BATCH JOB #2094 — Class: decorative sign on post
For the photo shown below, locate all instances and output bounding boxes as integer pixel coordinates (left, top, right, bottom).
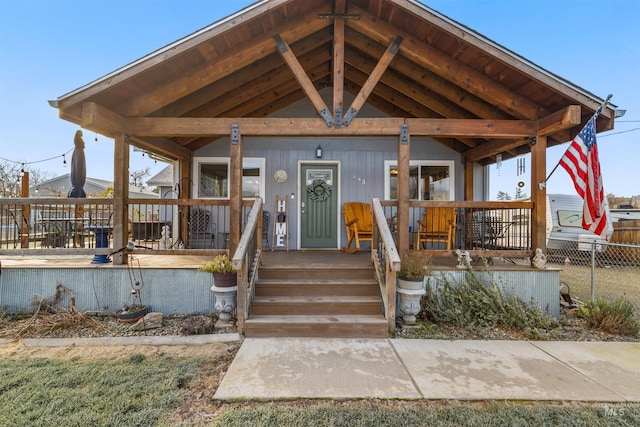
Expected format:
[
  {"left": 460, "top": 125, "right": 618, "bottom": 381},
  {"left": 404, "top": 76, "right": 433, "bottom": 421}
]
[{"left": 273, "top": 195, "right": 289, "bottom": 251}]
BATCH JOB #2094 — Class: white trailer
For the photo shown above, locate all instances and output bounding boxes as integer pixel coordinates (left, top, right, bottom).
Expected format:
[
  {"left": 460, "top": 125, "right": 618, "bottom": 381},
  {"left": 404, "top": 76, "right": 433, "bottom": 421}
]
[{"left": 545, "top": 193, "right": 613, "bottom": 252}]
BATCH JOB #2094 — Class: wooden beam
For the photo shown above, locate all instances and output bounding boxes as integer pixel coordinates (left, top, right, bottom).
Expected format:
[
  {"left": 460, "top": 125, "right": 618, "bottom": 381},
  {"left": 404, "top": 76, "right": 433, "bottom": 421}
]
[
  {"left": 531, "top": 135, "right": 547, "bottom": 253},
  {"left": 54, "top": 0, "right": 293, "bottom": 111},
  {"left": 333, "top": 18, "right": 345, "bottom": 125},
  {"left": 125, "top": 134, "right": 191, "bottom": 161},
  {"left": 123, "top": 6, "right": 331, "bottom": 117},
  {"left": 464, "top": 160, "right": 474, "bottom": 201},
  {"left": 125, "top": 117, "right": 535, "bottom": 138},
  {"left": 346, "top": 28, "right": 512, "bottom": 120},
  {"left": 125, "top": 117, "right": 405, "bottom": 136},
  {"left": 274, "top": 34, "right": 334, "bottom": 126},
  {"left": 81, "top": 102, "right": 124, "bottom": 137},
  {"left": 463, "top": 138, "right": 531, "bottom": 163},
  {"left": 179, "top": 158, "right": 190, "bottom": 250},
  {"left": 343, "top": 36, "right": 403, "bottom": 125},
  {"left": 406, "top": 118, "right": 535, "bottom": 138},
  {"left": 536, "top": 105, "right": 581, "bottom": 136},
  {"left": 112, "top": 134, "right": 129, "bottom": 265},
  {"left": 229, "top": 124, "right": 243, "bottom": 256},
  {"left": 396, "top": 124, "right": 410, "bottom": 256},
  {"left": 348, "top": 5, "right": 546, "bottom": 120}
]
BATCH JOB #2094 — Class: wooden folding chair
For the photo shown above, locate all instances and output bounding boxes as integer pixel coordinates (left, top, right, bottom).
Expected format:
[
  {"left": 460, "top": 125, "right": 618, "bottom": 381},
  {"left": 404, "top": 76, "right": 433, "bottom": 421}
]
[
  {"left": 342, "top": 202, "right": 373, "bottom": 254},
  {"left": 414, "top": 207, "right": 457, "bottom": 250}
]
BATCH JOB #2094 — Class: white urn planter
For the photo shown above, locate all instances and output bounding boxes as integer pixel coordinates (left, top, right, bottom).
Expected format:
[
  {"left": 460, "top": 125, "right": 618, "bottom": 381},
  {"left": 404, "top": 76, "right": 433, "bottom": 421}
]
[
  {"left": 211, "top": 285, "right": 237, "bottom": 327},
  {"left": 397, "top": 277, "right": 426, "bottom": 324}
]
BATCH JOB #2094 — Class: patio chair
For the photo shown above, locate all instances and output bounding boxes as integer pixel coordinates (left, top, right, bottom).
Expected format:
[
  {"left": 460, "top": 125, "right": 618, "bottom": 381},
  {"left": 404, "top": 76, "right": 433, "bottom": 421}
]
[
  {"left": 188, "top": 208, "right": 216, "bottom": 249},
  {"left": 414, "top": 207, "right": 457, "bottom": 250},
  {"left": 342, "top": 202, "right": 373, "bottom": 254},
  {"left": 470, "top": 213, "right": 516, "bottom": 265},
  {"left": 8, "top": 210, "right": 49, "bottom": 248}
]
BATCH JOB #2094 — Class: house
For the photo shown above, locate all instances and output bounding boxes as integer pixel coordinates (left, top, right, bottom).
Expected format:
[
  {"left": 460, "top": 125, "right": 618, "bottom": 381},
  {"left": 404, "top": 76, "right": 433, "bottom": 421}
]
[
  {"left": 146, "top": 165, "right": 176, "bottom": 199},
  {"left": 46, "top": 0, "right": 618, "bottom": 261},
  {"left": 30, "top": 174, "right": 159, "bottom": 199},
  {"left": 10, "top": 0, "right": 618, "bottom": 334}
]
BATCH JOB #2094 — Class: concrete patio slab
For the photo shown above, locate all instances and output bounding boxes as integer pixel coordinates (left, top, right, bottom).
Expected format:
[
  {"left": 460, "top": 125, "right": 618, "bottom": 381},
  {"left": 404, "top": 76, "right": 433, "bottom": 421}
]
[
  {"left": 214, "top": 338, "right": 421, "bottom": 400},
  {"left": 391, "top": 340, "right": 625, "bottom": 401},
  {"left": 532, "top": 341, "right": 640, "bottom": 402}
]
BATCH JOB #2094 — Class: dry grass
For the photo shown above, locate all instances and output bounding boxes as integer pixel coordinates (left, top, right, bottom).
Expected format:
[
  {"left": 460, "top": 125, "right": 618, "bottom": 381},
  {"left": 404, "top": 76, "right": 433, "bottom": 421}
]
[{"left": 8, "top": 283, "right": 104, "bottom": 338}]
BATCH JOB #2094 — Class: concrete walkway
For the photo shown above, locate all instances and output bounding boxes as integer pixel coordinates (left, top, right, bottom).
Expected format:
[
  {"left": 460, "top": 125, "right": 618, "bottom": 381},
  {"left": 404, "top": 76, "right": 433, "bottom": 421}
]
[
  {"left": 214, "top": 338, "right": 640, "bottom": 402},
  {"left": 3, "top": 335, "right": 638, "bottom": 402}
]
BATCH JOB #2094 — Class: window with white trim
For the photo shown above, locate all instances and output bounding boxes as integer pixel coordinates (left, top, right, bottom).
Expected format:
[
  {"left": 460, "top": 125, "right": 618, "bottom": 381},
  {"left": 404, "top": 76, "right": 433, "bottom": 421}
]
[
  {"left": 194, "top": 157, "right": 265, "bottom": 199},
  {"left": 384, "top": 160, "right": 455, "bottom": 200}
]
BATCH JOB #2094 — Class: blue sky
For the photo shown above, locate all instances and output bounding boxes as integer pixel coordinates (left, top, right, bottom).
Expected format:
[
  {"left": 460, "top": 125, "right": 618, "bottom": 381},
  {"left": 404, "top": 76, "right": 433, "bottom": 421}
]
[{"left": 1, "top": 0, "right": 638, "bottom": 198}]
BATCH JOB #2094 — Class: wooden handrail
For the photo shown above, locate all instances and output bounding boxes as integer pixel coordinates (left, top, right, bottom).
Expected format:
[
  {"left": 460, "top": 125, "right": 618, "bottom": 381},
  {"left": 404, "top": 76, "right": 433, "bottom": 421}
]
[
  {"left": 372, "top": 198, "right": 401, "bottom": 335},
  {"left": 232, "top": 198, "right": 263, "bottom": 334}
]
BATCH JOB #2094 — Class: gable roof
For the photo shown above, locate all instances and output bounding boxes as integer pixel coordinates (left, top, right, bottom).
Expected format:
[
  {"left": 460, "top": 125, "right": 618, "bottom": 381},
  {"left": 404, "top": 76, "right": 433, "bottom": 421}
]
[
  {"left": 50, "top": 0, "right": 617, "bottom": 165},
  {"left": 31, "top": 174, "right": 159, "bottom": 198}
]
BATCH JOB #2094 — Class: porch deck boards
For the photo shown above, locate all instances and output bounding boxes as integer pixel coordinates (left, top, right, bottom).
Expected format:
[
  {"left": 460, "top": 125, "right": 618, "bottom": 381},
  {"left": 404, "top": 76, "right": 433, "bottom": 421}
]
[{"left": 1, "top": 250, "right": 533, "bottom": 271}]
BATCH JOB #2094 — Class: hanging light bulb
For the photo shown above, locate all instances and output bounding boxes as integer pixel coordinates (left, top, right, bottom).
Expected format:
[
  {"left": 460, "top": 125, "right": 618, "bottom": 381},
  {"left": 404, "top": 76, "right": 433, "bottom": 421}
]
[
  {"left": 63, "top": 154, "right": 67, "bottom": 166},
  {"left": 20, "top": 163, "right": 25, "bottom": 174},
  {"left": 95, "top": 133, "right": 98, "bottom": 142}
]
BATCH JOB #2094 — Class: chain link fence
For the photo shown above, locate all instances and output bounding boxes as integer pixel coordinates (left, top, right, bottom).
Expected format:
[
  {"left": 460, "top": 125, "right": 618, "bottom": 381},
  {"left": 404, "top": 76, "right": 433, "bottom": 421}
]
[{"left": 547, "top": 237, "right": 640, "bottom": 314}]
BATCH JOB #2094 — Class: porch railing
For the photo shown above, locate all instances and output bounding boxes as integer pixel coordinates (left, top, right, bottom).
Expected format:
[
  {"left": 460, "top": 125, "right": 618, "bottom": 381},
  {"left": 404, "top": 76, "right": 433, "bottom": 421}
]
[
  {"left": 380, "top": 200, "right": 533, "bottom": 258},
  {"left": 1, "top": 197, "right": 254, "bottom": 255},
  {"left": 232, "top": 198, "right": 263, "bottom": 334},
  {"left": 371, "top": 198, "right": 401, "bottom": 334}
]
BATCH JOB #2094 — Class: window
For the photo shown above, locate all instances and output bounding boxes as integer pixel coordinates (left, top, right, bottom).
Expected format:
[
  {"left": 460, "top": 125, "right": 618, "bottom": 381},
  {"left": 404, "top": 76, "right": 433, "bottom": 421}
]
[
  {"left": 384, "top": 160, "right": 454, "bottom": 200},
  {"left": 194, "top": 157, "right": 265, "bottom": 199}
]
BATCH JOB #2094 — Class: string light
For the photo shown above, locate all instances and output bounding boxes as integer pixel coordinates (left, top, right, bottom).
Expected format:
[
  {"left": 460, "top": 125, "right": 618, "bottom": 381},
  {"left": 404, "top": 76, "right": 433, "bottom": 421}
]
[
  {"left": 0, "top": 147, "right": 74, "bottom": 167},
  {"left": 63, "top": 154, "right": 67, "bottom": 167}
]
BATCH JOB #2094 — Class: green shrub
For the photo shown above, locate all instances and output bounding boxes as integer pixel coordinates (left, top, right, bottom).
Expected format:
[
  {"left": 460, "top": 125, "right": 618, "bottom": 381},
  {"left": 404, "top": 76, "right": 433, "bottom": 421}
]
[
  {"left": 580, "top": 297, "right": 640, "bottom": 336},
  {"left": 422, "top": 269, "right": 558, "bottom": 333}
]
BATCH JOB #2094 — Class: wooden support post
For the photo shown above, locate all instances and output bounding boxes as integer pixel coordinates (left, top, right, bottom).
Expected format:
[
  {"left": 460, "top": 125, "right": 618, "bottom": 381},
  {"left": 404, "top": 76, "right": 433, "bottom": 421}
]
[
  {"left": 229, "top": 124, "right": 243, "bottom": 256},
  {"left": 531, "top": 135, "right": 547, "bottom": 253},
  {"left": 180, "top": 158, "right": 191, "bottom": 248},
  {"left": 397, "top": 124, "right": 410, "bottom": 256},
  {"left": 20, "top": 172, "right": 29, "bottom": 248},
  {"left": 464, "top": 160, "right": 474, "bottom": 201},
  {"left": 333, "top": 17, "right": 345, "bottom": 126},
  {"left": 113, "top": 134, "right": 129, "bottom": 264}
]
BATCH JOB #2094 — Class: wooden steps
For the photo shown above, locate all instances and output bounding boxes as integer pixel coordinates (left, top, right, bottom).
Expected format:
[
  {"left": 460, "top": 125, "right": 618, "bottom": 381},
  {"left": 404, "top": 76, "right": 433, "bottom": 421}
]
[{"left": 244, "top": 263, "right": 388, "bottom": 338}]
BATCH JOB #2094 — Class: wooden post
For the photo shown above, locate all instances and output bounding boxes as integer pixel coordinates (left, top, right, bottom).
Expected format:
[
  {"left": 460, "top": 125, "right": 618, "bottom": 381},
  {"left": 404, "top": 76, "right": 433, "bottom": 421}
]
[
  {"left": 180, "top": 158, "right": 191, "bottom": 248},
  {"left": 20, "top": 172, "right": 29, "bottom": 248},
  {"left": 463, "top": 160, "right": 474, "bottom": 201},
  {"left": 531, "top": 135, "right": 547, "bottom": 253},
  {"left": 397, "top": 124, "right": 410, "bottom": 256},
  {"left": 229, "top": 124, "right": 243, "bottom": 255},
  {"left": 113, "top": 134, "right": 129, "bottom": 264}
]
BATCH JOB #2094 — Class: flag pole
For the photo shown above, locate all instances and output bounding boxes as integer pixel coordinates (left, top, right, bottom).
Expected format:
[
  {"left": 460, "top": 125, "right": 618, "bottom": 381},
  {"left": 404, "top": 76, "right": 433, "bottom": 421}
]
[{"left": 542, "top": 94, "right": 613, "bottom": 186}]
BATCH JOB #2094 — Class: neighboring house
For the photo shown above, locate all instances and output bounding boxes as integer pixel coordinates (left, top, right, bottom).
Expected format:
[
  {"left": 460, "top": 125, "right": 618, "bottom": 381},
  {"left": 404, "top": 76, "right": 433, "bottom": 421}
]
[
  {"left": 147, "top": 165, "right": 176, "bottom": 199},
  {"left": 30, "top": 174, "right": 159, "bottom": 199},
  {"left": 48, "top": 0, "right": 620, "bottom": 258}
]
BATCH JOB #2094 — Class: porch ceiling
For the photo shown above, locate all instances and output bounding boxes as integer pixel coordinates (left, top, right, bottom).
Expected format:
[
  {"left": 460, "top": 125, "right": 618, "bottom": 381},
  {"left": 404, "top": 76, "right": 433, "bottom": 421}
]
[{"left": 50, "top": 0, "right": 616, "bottom": 165}]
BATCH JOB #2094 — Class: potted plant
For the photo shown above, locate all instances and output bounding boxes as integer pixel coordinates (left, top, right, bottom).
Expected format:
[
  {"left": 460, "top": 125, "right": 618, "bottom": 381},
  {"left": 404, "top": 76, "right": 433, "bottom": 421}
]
[
  {"left": 398, "top": 251, "right": 432, "bottom": 290},
  {"left": 200, "top": 254, "right": 237, "bottom": 287}
]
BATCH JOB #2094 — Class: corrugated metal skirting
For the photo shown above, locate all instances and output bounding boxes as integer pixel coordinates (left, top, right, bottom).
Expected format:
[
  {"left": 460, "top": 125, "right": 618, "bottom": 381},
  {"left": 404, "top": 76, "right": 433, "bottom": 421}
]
[
  {"left": 1, "top": 268, "right": 215, "bottom": 314},
  {"left": 429, "top": 269, "right": 561, "bottom": 318}
]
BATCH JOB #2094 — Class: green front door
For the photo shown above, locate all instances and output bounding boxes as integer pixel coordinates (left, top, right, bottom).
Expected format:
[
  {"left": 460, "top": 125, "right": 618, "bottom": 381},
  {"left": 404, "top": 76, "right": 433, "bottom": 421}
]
[{"left": 300, "top": 164, "right": 338, "bottom": 249}]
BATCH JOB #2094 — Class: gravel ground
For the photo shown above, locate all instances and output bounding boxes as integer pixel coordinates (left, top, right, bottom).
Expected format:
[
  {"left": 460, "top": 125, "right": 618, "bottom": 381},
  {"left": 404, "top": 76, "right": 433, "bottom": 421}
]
[
  {"left": 396, "top": 306, "right": 640, "bottom": 342},
  {"left": 1, "top": 306, "right": 637, "bottom": 342},
  {"left": 0, "top": 312, "right": 236, "bottom": 339}
]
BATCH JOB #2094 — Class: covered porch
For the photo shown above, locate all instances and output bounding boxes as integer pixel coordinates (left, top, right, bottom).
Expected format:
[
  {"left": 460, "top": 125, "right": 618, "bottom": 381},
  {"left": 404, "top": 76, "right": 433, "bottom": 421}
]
[{"left": 2, "top": 0, "right": 618, "bottom": 335}]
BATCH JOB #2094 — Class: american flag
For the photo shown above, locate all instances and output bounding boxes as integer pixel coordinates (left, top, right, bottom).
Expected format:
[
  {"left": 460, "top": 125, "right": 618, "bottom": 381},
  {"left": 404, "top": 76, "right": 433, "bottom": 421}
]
[{"left": 559, "top": 109, "right": 608, "bottom": 237}]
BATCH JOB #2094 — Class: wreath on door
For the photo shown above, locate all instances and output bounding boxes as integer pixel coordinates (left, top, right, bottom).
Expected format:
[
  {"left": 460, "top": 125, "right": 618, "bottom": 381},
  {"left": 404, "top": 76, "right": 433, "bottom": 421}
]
[{"left": 307, "top": 179, "right": 331, "bottom": 203}]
